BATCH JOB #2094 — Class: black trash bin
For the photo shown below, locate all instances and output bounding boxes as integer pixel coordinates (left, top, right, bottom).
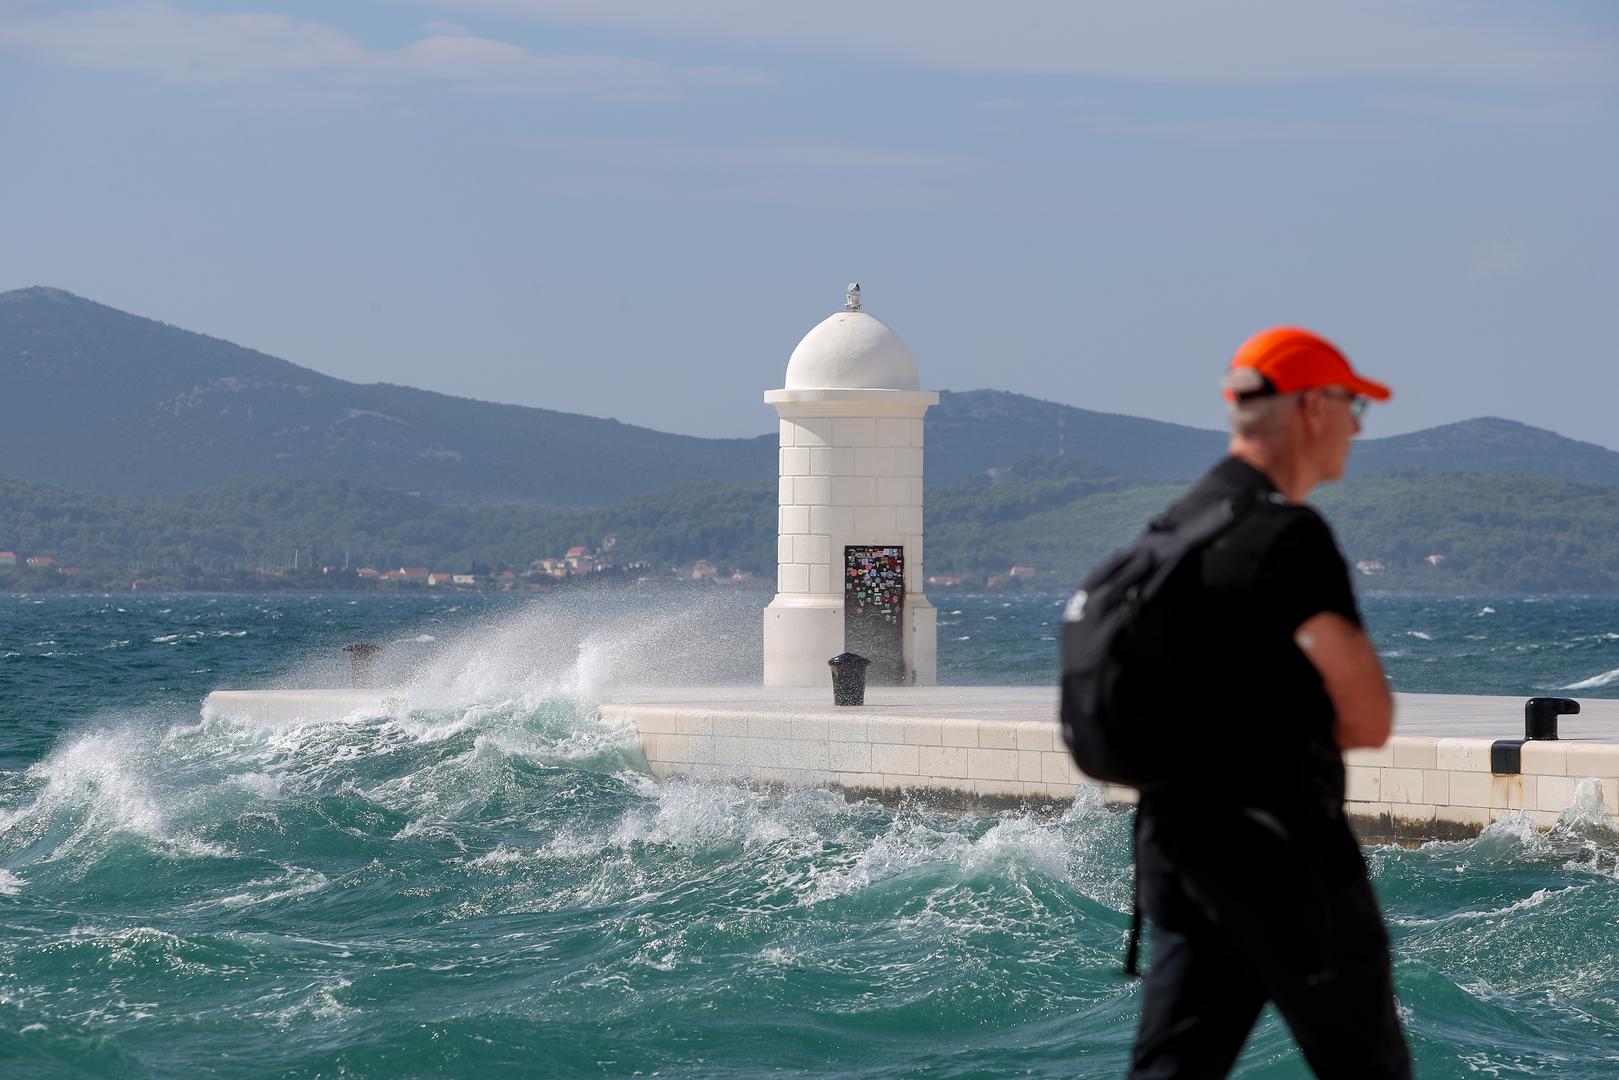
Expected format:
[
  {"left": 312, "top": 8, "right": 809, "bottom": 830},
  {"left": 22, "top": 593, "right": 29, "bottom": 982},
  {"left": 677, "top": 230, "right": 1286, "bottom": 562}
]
[
  {"left": 828, "top": 652, "right": 870, "bottom": 706},
  {"left": 343, "top": 642, "right": 382, "bottom": 688}
]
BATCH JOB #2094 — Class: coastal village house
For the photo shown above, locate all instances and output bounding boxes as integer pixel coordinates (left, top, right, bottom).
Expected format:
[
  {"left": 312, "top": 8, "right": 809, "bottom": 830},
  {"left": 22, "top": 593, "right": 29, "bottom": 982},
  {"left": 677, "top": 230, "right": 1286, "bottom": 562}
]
[{"left": 6, "top": 519, "right": 734, "bottom": 595}]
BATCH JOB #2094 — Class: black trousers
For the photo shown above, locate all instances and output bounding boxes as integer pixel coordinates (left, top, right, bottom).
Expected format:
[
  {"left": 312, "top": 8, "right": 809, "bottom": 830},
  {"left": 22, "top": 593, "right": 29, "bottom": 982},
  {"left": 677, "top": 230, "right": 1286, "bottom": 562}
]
[{"left": 1127, "top": 803, "right": 1411, "bottom": 1079}]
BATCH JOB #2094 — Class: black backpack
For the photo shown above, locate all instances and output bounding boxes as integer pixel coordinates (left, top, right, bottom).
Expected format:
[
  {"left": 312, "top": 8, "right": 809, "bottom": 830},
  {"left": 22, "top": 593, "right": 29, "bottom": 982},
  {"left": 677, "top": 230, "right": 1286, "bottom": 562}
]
[{"left": 1060, "top": 489, "right": 1271, "bottom": 791}]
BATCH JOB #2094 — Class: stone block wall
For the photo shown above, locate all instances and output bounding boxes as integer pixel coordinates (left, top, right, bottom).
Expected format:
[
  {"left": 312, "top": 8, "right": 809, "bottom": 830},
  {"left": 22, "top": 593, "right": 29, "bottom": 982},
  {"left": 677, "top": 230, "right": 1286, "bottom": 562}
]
[
  {"left": 608, "top": 706, "right": 1617, "bottom": 838},
  {"left": 777, "top": 416, "right": 925, "bottom": 597},
  {"left": 1344, "top": 735, "right": 1619, "bottom": 839},
  {"left": 600, "top": 703, "right": 1135, "bottom": 805}
]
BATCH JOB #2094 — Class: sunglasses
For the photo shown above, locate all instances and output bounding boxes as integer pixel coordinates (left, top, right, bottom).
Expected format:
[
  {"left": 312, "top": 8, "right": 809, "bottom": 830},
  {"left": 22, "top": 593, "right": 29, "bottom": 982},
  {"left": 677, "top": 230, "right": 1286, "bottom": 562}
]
[{"left": 1314, "top": 387, "right": 1368, "bottom": 421}]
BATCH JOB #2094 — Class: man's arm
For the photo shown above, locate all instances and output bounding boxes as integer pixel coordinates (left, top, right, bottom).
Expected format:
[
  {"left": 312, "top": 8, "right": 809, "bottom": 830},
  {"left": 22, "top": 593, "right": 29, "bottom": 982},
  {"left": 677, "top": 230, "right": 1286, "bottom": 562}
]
[{"left": 1295, "top": 611, "right": 1393, "bottom": 750}]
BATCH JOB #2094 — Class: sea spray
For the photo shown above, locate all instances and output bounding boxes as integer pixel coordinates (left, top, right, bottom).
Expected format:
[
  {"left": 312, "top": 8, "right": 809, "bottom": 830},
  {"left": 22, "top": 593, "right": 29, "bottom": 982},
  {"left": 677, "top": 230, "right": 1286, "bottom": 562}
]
[{"left": 5, "top": 593, "right": 1619, "bottom": 1077}]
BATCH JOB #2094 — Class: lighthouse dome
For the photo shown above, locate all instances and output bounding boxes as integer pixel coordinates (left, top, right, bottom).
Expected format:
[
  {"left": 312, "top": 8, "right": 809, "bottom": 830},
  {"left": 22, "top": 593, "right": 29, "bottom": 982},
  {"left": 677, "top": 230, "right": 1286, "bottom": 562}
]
[{"left": 784, "top": 310, "right": 919, "bottom": 391}]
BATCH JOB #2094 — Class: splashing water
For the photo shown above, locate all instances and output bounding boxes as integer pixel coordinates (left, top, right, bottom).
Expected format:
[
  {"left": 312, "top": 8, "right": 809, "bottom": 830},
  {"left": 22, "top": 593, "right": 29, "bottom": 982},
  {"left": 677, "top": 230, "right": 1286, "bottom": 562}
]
[{"left": 3, "top": 592, "right": 1619, "bottom": 1076}]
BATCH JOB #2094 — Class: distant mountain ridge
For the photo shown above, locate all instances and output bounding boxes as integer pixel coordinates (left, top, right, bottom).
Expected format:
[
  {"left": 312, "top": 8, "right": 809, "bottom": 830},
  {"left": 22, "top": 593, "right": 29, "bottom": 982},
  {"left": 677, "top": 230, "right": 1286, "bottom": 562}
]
[
  {"left": 0, "top": 287, "right": 772, "bottom": 504},
  {"left": 5, "top": 286, "right": 1619, "bottom": 502},
  {"left": 1349, "top": 416, "right": 1619, "bottom": 485}
]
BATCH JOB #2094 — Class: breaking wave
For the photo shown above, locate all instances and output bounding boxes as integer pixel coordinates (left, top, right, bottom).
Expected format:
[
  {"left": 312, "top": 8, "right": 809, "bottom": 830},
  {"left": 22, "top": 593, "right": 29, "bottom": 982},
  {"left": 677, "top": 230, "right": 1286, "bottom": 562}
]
[
  {"left": 1564, "top": 665, "right": 1619, "bottom": 691},
  {"left": 5, "top": 592, "right": 1619, "bottom": 1076}
]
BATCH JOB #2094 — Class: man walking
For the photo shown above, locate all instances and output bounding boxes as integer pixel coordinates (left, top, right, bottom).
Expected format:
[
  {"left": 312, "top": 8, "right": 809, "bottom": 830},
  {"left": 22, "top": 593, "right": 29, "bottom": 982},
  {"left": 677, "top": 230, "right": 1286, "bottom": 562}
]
[{"left": 1126, "top": 327, "right": 1411, "bottom": 1078}]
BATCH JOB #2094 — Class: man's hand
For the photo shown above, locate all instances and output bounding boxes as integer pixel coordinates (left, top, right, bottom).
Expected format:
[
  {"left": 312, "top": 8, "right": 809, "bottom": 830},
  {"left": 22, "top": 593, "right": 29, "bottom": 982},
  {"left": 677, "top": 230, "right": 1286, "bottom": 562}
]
[{"left": 1295, "top": 611, "right": 1393, "bottom": 750}]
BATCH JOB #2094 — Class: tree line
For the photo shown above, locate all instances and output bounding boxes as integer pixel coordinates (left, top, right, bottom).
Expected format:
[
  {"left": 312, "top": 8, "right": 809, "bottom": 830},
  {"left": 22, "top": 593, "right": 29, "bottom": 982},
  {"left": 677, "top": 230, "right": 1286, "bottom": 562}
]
[{"left": 2, "top": 464, "right": 1616, "bottom": 593}]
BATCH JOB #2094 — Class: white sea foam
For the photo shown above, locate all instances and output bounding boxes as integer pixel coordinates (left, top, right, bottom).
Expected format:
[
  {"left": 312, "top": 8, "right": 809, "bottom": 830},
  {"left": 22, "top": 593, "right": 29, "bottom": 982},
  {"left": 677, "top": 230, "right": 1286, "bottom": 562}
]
[
  {"left": 0, "top": 868, "right": 25, "bottom": 895},
  {"left": 1407, "top": 630, "right": 1434, "bottom": 641},
  {"left": 467, "top": 844, "right": 529, "bottom": 868},
  {"left": 187, "top": 867, "right": 330, "bottom": 912},
  {"left": 3, "top": 728, "right": 230, "bottom": 861},
  {"left": 1563, "top": 666, "right": 1619, "bottom": 690},
  {"left": 798, "top": 810, "right": 1085, "bottom": 906},
  {"left": 1390, "top": 884, "right": 1584, "bottom": 927},
  {"left": 231, "top": 771, "right": 285, "bottom": 799},
  {"left": 270, "top": 978, "right": 356, "bottom": 1027}
]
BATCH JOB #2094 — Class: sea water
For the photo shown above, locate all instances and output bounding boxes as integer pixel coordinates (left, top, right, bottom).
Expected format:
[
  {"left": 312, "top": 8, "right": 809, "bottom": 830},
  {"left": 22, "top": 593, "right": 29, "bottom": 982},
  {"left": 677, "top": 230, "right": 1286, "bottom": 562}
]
[{"left": 2, "top": 591, "right": 1619, "bottom": 1078}]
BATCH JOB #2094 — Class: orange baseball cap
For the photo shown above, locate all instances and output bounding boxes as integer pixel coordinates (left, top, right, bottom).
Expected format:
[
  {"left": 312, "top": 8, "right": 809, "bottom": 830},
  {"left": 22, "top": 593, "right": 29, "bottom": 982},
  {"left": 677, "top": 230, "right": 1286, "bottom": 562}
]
[{"left": 1224, "top": 326, "right": 1391, "bottom": 402}]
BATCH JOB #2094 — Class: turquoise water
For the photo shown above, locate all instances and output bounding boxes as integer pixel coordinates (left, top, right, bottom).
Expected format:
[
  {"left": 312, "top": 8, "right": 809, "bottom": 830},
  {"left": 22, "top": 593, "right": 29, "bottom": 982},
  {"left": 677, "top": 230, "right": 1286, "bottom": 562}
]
[{"left": 3, "top": 591, "right": 1619, "bottom": 1077}]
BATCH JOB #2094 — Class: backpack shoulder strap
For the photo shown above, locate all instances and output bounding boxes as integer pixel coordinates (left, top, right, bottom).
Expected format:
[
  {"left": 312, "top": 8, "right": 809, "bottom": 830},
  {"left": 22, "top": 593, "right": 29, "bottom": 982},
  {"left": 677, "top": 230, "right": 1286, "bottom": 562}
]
[{"left": 1141, "top": 486, "right": 1269, "bottom": 565}]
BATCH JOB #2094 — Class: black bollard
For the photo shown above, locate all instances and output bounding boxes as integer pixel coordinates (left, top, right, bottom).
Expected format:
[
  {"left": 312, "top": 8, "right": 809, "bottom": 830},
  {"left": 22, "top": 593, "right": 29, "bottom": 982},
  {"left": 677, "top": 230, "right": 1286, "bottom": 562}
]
[
  {"left": 828, "top": 652, "right": 871, "bottom": 706},
  {"left": 343, "top": 642, "right": 382, "bottom": 688},
  {"left": 1524, "top": 696, "right": 1580, "bottom": 741}
]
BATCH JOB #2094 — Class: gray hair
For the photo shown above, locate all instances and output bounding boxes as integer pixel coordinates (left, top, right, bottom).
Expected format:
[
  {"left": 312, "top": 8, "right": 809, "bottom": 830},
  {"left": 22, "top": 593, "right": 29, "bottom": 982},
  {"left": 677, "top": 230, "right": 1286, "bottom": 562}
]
[{"left": 1226, "top": 392, "right": 1297, "bottom": 438}]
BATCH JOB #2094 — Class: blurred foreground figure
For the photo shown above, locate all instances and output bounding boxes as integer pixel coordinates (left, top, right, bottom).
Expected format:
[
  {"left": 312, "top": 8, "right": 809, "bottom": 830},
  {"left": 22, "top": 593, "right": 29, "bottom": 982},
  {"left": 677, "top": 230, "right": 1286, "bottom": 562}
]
[{"left": 1127, "top": 329, "right": 1411, "bottom": 1078}]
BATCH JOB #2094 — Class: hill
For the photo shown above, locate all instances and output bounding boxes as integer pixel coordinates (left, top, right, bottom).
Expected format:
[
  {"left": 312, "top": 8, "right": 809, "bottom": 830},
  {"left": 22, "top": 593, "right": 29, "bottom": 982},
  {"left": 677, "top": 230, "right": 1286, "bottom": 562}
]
[
  {"left": 0, "top": 287, "right": 773, "bottom": 504},
  {"left": 1348, "top": 417, "right": 1619, "bottom": 486},
  {"left": 923, "top": 460, "right": 1619, "bottom": 594},
  {"left": 7, "top": 287, "right": 1619, "bottom": 503},
  {"left": 929, "top": 392, "right": 1619, "bottom": 488},
  {"left": 0, "top": 473, "right": 774, "bottom": 581},
  {"left": 4, "top": 462, "right": 1617, "bottom": 594},
  {"left": 925, "top": 390, "right": 1225, "bottom": 483}
]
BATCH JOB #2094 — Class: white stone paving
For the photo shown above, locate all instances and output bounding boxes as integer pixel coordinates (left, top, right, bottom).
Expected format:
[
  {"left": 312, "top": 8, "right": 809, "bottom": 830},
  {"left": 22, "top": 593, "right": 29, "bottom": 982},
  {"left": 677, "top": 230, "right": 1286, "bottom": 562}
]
[{"left": 598, "top": 686, "right": 1619, "bottom": 741}]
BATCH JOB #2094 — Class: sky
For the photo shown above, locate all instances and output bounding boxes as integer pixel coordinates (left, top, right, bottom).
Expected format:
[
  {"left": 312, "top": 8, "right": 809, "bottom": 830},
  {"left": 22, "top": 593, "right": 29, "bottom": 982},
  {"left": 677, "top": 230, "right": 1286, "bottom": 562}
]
[{"left": 2, "top": 1, "right": 1616, "bottom": 449}]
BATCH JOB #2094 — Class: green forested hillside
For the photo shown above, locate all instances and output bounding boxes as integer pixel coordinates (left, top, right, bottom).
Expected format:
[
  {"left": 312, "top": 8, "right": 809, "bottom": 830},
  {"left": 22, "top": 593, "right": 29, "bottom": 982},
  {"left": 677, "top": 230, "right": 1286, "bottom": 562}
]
[
  {"left": 0, "top": 475, "right": 773, "bottom": 577},
  {"left": 923, "top": 462, "right": 1619, "bottom": 593},
  {"left": 1316, "top": 470, "right": 1619, "bottom": 593},
  {"left": 3, "top": 464, "right": 1617, "bottom": 593}
]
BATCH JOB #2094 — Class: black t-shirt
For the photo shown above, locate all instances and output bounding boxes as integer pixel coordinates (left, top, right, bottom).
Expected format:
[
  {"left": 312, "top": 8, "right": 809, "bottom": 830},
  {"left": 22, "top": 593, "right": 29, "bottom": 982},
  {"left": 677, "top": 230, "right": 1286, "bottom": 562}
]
[{"left": 1157, "top": 456, "right": 1362, "bottom": 812}]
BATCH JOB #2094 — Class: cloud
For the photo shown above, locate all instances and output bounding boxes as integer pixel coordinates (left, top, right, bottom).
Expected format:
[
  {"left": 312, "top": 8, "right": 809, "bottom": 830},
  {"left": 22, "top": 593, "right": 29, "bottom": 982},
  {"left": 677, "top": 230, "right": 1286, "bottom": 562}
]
[
  {"left": 424, "top": 0, "right": 1619, "bottom": 87},
  {"left": 0, "top": 2, "right": 758, "bottom": 101},
  {"left": 507, "top": 132, "right": 998, "bottom": 211},
  {"left": 1466, "top": 244, "right": 1522, "bottom": 284}
]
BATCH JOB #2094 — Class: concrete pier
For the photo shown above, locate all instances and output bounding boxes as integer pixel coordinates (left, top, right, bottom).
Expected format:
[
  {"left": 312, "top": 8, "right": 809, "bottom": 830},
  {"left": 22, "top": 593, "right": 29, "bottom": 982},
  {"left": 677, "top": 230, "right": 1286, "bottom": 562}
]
[
  {"left": 200, "top": 686, "right": 1619, "bottom": 841},
  {"left": 600, "top": 687, "right": 1619, "bottom": 841}
]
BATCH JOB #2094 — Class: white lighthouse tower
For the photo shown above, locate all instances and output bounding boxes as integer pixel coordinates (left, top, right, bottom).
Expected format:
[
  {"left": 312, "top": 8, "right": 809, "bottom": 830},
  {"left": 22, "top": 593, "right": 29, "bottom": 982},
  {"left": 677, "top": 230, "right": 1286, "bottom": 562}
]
[{"left": 763, "top": 285, "right": 939, "bottom": 687}]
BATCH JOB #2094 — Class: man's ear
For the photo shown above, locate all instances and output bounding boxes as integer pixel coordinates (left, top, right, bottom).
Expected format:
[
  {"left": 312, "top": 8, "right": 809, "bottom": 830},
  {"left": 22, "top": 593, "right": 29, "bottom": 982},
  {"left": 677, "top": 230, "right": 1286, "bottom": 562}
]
[{"left": 1297, "top": 390, "right": 1325, "bottom": 434}]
